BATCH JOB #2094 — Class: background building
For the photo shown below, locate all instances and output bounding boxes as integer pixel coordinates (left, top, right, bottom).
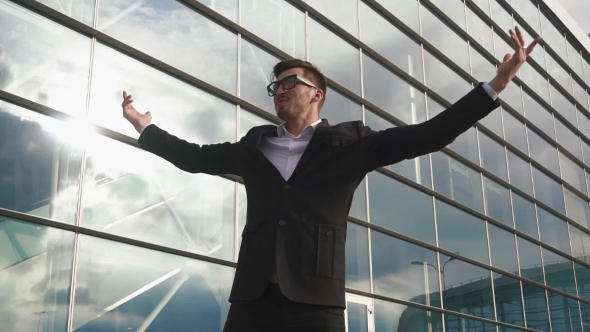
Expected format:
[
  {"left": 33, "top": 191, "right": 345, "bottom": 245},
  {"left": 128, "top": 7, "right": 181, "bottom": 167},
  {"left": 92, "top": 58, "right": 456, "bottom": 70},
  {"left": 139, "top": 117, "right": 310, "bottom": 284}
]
[{"left": 1, "top": 0, "right": 590, "bottom": 331}]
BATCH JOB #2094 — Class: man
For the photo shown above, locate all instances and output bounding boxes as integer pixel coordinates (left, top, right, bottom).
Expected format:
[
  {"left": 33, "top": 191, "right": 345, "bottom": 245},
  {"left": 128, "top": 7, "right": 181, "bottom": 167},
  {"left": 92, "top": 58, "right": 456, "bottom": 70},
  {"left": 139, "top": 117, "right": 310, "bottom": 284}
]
[{"left": 122, "top": 27, "right": 539, "bottom": 332}]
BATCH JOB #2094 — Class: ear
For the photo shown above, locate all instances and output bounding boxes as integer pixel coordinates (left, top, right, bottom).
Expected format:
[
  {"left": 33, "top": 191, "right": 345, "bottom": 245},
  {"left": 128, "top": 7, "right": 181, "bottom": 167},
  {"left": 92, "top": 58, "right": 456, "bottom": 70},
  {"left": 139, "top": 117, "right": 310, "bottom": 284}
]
[{"left": 311, "top": 89, "right": 324, "bottom": 103}]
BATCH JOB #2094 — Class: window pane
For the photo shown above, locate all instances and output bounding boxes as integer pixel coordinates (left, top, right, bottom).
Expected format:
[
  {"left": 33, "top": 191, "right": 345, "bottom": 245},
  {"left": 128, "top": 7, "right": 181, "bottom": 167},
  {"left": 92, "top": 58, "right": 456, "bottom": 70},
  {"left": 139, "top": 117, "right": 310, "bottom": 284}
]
[
  {"left": 374, "top": 299, "right": 443, "bottom": 331},
  {"left": 564, "top": 189, "right": 590, "bottom": 230},
  {"left": 309, "top": 19, "right": 360, "bottom": 94},
  {"left": 493, "top": 274, "right": 525, "bottom": 327},
  {"left": 547, "top": 292, "right": 582, "bottom": 332},
  {"left": 555, "top": 119, "right": 582, "bottom": 161},
  {"left": 542, "top": 248, "right": 576, "bottom": 294},
  {"left": 550, "top": 85, "right": 577, "bottom": 128},
  {"left": 421, "top": 5, "right": 469, "bottom": 72},
  {"left": 527, "top": 129, "right": 560, "bottom": 175},
  {"left": 429, "top": 0, "right": 465, "bottom": 30},
  {"left": 557, "top": 154, "right": 585, "bottom": 194},
  {"left": 240, "top": 39, "right": 279, "bottom": 113},
  {"left": 466, "top": 6, "right": 494, "bottom": 55},
  {"left": 522, "top": 281, "right": 550, "bottom": 331},
  {"left": 445, "top": 313, "right": 497, "bottom": 332},
  {"left": 440, "top": 254, "right": 494, "bottom": 320},
  {"left": 537, "top": 207, "right": 570, "bottom": 254},
  {"left": 490, "top": 0, "right": 513, "bottom": 33},
  {"left": 81, "top": 136, "right": 237, "bottom": 261},
  {"left": 484, "top": 177, "right": 513, "bottom": 226},
  {"left": 371, "top": 231, "right": 440, "bottom": 307},
  {"left": 72, "top": 235, "right": 233, "bottom": 331},
  {"left": 89, "top": 43, "right": 236, "bottom": 141},
  {"left": 360, "top": 2, "right": 423, "bottom": 81},
  {"left": 479, "top": 109, "right": 504, "bottom": 139},
  {"left": 308, "top": 0, "right": 358, "bottom": 37},
  {"left": 0, "top": 219, "right": 75, "bottom": 332},
  {"left": 0, "top": 101, "right": 82, "bottom": 224},
  {"left": 546, "top": 54, "right": 573, "bottom": 94},
  {"left": 570, "top": 225, "right": 590, "bottom": 263},
  {"left": 502, "top": 109, "right": 528, "bottom": 155},
  {"left": 375, "top": 0, "right": 420, "bottom": 33},
  {"left": 573, "top": 82, "right": 589, "bottom": 111},
  {"left": 240, "top": 109, "right": 273, "bottom": 139},
  {"left": 488, "top": 223, "right": 518, "bottom": 274},
  {"left": 0, "top": 0, "right": 91, "bottom": 116},
  {"left": 363, "top": 54, "right": 426, "bottom": 124},
  {"left": 37, "top": 0, "right": 95, "bottom": 25},
  {"left": 480, "top": 132, "right": 508, "bottom": 181},
  {"left": 511, "top": 0, "right": 540, "bottom": 34},
  {"left": 501, "top": 82, "right": 524, "bottom": 115},
  {"left": 517, "top": 237, "right": 544, "bottom": 283},
  {"left": 241, "top": 0, "right": 305, "bottom": 58},
  {"left": 470, "top": 47, "right": 496, "bottom": 82},
  {"left": 449, "top": 127, "right": 479, "bottom": 165},
  {"left": 351, "top": 178, "right": 367, "bottom": 221},
  {"left": 507, "top": 150, "right": 533, "bottom": 196},
  {"left": 368, "top": 172, "right": 435, "bottom": 244},
  {"left": 98, "top": 0, "right": 237, "bottom": 93},
  {"left": 424, "top": 51, "right": 472, "bottom": 103},
  {"left": 432, "top": 152, "right": 484, "bottom": 213},
  {"left": 198, "top": 0, "right": 237, "bottom": 21},
  {"left": 523, "top": 90, "right": 555, "bottom": 139},
  {"left": 345, "top": 223, "right": 370, "bottom": 292},
  {"left": 436, "top": 200, "right": 488, "bottom": 264},
  {"left": 575, "top": 262, "right": 590, "bottom": 301},
  {"left": 321, "top": 87, "right": 362, "bottom": 124},
  {"left": 518, "top": 61, "right": 549, "bottom": 102},
  {"left": 532, "top": 167, "right": 565, "bottom": 214},
  {"left": 540, "top": 14, "right": 567, "bottom": 61},
  {"left": 512, "top": 193, "right": 538, "bottom": 239}
]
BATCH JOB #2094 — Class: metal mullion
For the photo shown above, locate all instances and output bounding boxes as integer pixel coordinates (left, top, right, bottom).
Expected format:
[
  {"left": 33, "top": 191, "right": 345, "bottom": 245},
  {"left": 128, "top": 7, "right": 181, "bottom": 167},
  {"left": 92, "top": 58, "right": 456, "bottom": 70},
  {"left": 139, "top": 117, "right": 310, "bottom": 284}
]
[{"left": 345, "top": 287, "right": 539, "bottom": 332}]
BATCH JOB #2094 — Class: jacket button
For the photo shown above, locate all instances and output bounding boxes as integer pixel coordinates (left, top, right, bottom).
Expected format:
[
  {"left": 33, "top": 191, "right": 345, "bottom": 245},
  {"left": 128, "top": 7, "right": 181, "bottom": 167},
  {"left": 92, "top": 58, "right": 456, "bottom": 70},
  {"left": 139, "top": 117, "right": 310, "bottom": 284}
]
[
  {"left": 335, "top": 141, "right": 341, "bottom": 146},
  {"left": 284, "top": 184, "right": 291, "bottom": 190},
  {"left": 278, "top": 220, "right": 286, "bottom": 226},
  {"left": 326, "top": 231, "right": 333, "bottom": 236}
]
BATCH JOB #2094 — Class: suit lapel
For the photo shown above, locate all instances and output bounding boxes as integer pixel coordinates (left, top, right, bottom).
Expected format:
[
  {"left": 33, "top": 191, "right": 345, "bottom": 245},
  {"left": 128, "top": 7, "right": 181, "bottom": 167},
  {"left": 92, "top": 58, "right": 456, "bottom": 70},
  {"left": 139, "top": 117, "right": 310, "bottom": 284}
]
[
  {"left": 248, "top": 126, "right": 286, "bottom": 182},
  {"left": 289, "top": 119, "right": 331, "bottom": 181}
]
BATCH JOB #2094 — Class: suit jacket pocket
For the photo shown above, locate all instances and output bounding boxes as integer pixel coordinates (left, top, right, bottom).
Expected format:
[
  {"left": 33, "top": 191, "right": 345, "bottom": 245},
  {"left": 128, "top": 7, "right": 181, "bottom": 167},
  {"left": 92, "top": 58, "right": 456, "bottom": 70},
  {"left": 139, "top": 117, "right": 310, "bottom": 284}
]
[{"left": 301, "top": 222, "right": 346, "bottom": 279}]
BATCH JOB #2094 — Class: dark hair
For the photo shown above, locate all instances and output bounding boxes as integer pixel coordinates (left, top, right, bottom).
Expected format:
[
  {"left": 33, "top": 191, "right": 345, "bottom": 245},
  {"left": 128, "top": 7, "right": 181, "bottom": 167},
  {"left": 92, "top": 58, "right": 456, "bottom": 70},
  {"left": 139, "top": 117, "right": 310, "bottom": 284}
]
[{"left": 271, "top": 59, "right": 327, "bottom": 108}]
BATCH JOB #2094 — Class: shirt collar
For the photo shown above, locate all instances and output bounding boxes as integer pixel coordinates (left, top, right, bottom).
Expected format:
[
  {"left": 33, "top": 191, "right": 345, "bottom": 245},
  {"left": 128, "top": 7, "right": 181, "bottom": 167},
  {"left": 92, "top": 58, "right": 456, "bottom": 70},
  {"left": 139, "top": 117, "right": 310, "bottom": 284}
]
[{"left": 277, "top": 119, "right": 322, "bottom": 138}]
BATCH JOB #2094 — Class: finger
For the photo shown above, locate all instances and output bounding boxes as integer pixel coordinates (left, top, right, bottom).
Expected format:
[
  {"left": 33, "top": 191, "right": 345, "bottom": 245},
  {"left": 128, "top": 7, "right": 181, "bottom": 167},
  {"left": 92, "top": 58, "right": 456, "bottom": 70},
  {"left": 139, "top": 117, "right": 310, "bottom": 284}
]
[
  {"left": 123, "top": 91, "right": 128, "bottom": 99},
  {"left": 509, "top": 30, "right": 522, "bottom": 50},
  {"left": 525, "top": 36, "right": 541, "bottom": 55},
  {"left": 503, "top": 53, "right": 513, "bottom": 63},
  {"left": 515, "top": 26, "right": 526, "bottom": 47}
]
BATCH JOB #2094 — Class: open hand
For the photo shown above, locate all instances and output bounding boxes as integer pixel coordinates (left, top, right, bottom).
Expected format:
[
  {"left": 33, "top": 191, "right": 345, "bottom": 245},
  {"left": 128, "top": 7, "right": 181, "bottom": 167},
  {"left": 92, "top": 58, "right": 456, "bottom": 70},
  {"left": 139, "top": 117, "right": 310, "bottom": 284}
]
[
  {"left": 122, "top": 91, "right": 152, "bottom": 133},
  {"left": 489, "top": 26, "right": 541, "bottom": 94}
]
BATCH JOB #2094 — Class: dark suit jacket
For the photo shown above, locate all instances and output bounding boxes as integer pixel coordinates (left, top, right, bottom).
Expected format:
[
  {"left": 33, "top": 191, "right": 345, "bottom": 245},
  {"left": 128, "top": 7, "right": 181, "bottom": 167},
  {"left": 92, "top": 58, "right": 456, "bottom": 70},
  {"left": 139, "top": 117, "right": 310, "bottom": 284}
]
[{"left": 138, "top": 83, "right": 500, "bottom": 308}]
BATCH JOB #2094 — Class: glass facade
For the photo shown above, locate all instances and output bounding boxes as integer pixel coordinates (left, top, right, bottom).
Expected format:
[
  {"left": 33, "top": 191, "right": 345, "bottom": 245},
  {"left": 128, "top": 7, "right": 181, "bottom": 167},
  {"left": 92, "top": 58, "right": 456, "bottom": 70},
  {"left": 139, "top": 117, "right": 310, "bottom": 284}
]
[{"left": 2, "top": 0, "right": 590, "bottom": 331}]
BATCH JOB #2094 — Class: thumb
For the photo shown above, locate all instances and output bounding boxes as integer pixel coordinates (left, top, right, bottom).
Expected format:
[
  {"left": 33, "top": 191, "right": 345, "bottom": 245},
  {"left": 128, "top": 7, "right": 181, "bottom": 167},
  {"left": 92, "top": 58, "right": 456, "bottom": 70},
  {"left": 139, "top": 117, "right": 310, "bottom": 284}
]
[{"left": 503, "top": 53, "right": 512, "bottom": 63}]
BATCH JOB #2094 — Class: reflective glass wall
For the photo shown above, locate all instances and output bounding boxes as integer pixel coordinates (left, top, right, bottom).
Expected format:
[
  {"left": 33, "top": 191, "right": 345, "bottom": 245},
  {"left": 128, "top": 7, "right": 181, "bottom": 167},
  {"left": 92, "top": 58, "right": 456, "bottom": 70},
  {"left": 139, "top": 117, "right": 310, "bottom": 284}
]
[{"left": 1, "top": 0, "right": 590, "bottom": 331}]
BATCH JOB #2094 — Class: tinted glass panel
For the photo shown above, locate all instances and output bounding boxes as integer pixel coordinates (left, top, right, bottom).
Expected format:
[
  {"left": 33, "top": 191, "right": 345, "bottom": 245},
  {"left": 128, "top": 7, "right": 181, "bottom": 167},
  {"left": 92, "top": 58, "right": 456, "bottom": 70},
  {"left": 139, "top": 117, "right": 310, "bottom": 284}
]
[
  {"left": 368, "top": 172, "right": 435, "bottom": 244},
  {"left": 240, "top": 109, "right": 273, "bottom": 138},
  {"left": 309, "top": 19, "right": 360, "bottom": 94},
  {"left": 436, "top": 200, "right": 488, "bottom": 264},
  {"left": 0, "top": 0, "right": 91, "bottom": 116},
  {"left": 547, "top": 292, "right": 582, "bottom": 332},
  {"left": 308, "top": 0, "right": 358, "bottom": 37},
  {"left": 346, "top": 223, "right": 370, "bottom": 292},
  {"left": 560, "top": 153, "right": 587, "bottom": 194},
  {"left": 240, "top": 40, "right": 280, "bottom": 113},
  {"left": 423, "top": 51, "right": 472, "bottom": 103},
  {"left": 488, "top": 223, "right": 518, "bottom": 274},
  {"left": 440, "top": 254, "right": 494, "bottom": 320},
  {"left": 371, "top": 231, "right": 440, "bottom": 307},
  {"left": 359, "top": 2, "right": 423, "bottom": 81},
  {"left": 527, "top": 129, "right": 559, "bottom": 175},
  {"left": 242, "top": 0, "right": 306, "bottom": 58},
  {"left": 0, "top": 101, "right": 82, "bottom": 224},
  {"left": 466, "top": 6, "right": 494, "bottom": 55},
  {"left": 512, "top": 193, "right": 538, "bottom": 239},
  {"left": 507, "top": 150, "right": 533, "bottom": 196},
  {"left": 570, "top": 225, "right": 590, "bottom": 263},
  {"left": 501, "top": 82, "right": 524, "bottom": 115},
  {"left": 522, "top": 281, "right": 550, "bottom": 331},
  {"left": 321, "top": 87, "right": 362, "bottom": 124},
  {"left": 479, "top": 107, "right": 503, "bottom": 138},
  {"left": 363, "top": 54, "right": 426, "bottom": 124},
  {"left": 72, "top": 235, "right": 233, "bottom": 331},
  {"left": 374, "top": 0, "right": 420, "bottom": 33},
  {"left": 564, "top": 189, "right": 590, "bottom": 230},
  {"left": 449, "top": 127, "right": 479, "bottom": 165},
  {"left": 480, "top": 132, "right": 508, "bottom": 181},
  {"left": 542, "top": 248, "right": 576, "bottom": 294},
  {"left": 97, "top": 0, "right": 237, "bottom": 93},
  {"left": 502, "top": 110, "right": 528, "bottom": 154},
  {"left": 432, "top": 152, "right": 484, "bottom": 213},
  {"left": 484, "top": 177, "right": 513, "bottom": 226},
  {"left": 517, "top": 237, "right": 544, "bottom": 283},
  {"left": 523, "top": 91, "right": 555, "bottom": 139},
  {"left": 555, "top": 119, "right": 582, "bottom": 161},
  {"left": 532, "top": 167, "right": 566, "bottom": 214},
  {"left": 575, "top": 262, "right": 590, "bottom": 301},
  {"left": 374, "top": 299, "right": 443, "bottom": 331},
  {"left": 537, "top": 207, "right": 570, "bottom": 254},
  {"left": 493, "top": 274, "right": 524, "bottom": 327},
  {"left": 0, "top": 219, "right": 74, "bottom": 332}
]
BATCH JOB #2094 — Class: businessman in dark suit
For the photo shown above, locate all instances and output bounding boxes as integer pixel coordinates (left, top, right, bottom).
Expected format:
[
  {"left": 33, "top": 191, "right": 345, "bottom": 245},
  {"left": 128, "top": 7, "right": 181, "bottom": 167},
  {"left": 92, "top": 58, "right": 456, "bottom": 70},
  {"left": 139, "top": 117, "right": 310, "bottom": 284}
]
[{"left": 122, "top": 27, "right": 539, "bottom": 332}]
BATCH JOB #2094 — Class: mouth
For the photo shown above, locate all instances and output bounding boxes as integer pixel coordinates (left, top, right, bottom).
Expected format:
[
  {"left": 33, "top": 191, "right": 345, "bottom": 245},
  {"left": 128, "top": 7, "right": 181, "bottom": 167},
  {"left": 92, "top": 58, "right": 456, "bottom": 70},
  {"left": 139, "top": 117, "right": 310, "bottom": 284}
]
[{"left": 276, "top": 98, "right": 289, "bottom": 105}]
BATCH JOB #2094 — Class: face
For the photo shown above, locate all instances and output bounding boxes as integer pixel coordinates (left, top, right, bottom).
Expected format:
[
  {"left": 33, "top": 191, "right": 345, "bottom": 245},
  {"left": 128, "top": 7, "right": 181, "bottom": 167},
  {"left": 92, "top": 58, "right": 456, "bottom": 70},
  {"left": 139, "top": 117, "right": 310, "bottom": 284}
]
[{"left": 272, "top": 68, "right": 321, "bottom": 121}]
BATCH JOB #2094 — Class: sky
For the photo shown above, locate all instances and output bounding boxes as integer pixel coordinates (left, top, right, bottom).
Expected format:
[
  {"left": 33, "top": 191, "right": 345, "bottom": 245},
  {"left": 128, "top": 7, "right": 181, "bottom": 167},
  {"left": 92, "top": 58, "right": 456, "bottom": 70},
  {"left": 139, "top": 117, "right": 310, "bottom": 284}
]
[{"left": 557, "top": 0, "right": 590, "bottom": 34}]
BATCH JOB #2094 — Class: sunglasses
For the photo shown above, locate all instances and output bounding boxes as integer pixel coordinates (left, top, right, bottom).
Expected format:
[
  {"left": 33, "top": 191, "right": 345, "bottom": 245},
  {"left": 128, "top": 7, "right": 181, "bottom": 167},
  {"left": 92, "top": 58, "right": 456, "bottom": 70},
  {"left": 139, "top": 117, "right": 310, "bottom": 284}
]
[{"left": 267, "top": 74, "right": 318, "bottom": 97}]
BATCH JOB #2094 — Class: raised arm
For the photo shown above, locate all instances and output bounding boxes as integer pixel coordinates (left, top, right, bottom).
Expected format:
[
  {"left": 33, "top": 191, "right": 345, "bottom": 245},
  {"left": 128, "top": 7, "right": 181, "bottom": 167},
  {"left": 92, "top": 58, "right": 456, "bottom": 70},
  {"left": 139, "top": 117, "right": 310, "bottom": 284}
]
[
  {"left": 122, "top": 91, "right": 242, "bottom": 176},
  {"left": 360, "top": 26, "right": 540, "bottom": 173}
]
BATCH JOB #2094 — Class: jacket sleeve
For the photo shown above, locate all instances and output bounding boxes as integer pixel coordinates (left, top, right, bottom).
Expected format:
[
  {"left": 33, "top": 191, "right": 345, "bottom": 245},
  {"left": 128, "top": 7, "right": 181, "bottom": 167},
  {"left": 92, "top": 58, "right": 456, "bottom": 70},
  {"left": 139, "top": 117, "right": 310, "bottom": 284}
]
[
  {"left": 360, "top": 83, "right": 501, "bottom": 173},
  {"left": 137, "top": 124, "right": 242, "bottom": 176}
]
